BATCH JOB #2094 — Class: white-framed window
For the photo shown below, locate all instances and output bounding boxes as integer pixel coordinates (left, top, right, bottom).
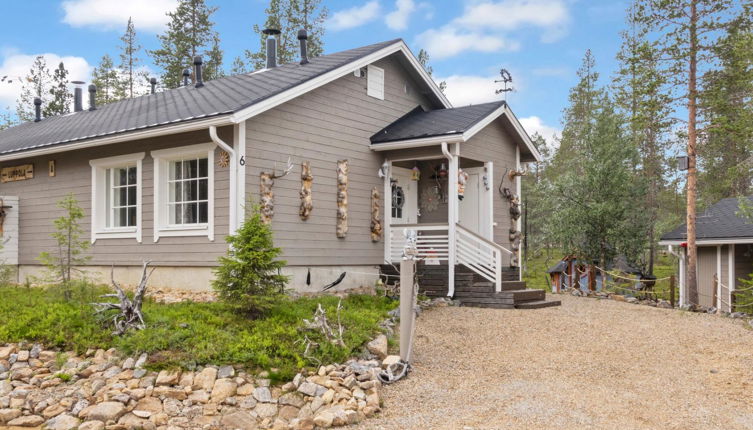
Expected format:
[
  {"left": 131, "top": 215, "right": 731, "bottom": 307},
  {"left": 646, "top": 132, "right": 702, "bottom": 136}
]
[
  {"left": 152, "top": 143, "right": 215, "bottom": 241},
  {"left": 90, "top": 152, "right": 145, "bottom": 243},
  {"left": 367, "top": 64, "right": 385, "bottom": 100}
]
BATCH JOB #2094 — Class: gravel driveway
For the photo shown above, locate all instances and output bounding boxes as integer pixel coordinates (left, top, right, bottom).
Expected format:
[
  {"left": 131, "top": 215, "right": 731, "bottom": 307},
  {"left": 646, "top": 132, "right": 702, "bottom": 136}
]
[{"left": 355, "top": 295, "right": 753, "bottom": 430}]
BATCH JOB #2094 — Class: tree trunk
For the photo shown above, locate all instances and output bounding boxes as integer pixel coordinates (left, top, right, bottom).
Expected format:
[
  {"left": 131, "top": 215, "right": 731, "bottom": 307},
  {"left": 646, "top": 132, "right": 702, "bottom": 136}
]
[{"left": 686, "top": 0, "right": 699, "bottom": 305}]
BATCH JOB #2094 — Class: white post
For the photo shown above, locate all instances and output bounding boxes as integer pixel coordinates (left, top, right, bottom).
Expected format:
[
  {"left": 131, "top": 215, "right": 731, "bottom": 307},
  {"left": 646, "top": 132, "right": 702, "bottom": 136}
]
[
  {"left": 399, "top": 258, "right": 415, "bottom": 362},
  {"left": 717, "top": 245, "right": 722, "bottom": 309},
  {"left": 234, "top": 121, "right": 247, "bottom": 230},
  {"left": 729, "top": 244, "right": 735, "bottom": 312},
  {"left": 383, "top": 160, "right": 392, "bottom": 263},
  {"left": 447, "top": 144, "right": 458, "bottom": 297},
  {"left": 679, "top": 247, "right": 686, "bottom": 305},
  {"left": 516, "top": 145, "right": 522, "bottom": 281}
]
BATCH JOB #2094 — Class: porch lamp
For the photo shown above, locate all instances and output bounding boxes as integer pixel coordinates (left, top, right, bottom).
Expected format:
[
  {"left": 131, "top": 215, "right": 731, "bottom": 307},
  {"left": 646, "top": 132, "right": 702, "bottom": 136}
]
[{"left": 411, "top": 164, "right": 421, "bottom": 181}]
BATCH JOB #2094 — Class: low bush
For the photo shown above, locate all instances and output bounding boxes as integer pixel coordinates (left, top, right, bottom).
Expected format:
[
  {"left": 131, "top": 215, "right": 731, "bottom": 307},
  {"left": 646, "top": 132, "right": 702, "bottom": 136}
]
[{"left": 0, "top": 283, "right": 395, "bottom": 380}]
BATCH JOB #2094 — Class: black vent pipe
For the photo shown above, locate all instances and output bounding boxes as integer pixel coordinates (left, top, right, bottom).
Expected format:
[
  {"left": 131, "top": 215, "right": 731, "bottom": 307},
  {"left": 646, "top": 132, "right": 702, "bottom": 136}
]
[
  {"left": 298, "top": 29, "right": 309, "bottom": 65},
  {"left": 88, "top": 84, "right": 97, "bottom": 111},
  {"left": 194, "top": 56, "right": 204, "bottom": 88},
  {"left": 33, "top": 97, "right": 42, "bottom": 122}
]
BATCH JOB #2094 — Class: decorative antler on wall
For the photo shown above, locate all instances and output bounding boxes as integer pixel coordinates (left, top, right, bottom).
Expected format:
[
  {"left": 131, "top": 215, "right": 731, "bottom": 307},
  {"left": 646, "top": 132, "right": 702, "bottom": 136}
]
[
  {"left": 501, "top": 186, "right": 522, "bottom": 267},
  {"left": 336, "top": 160, "right": 349, "bottom": 238},
  {"left": 260, "top": 157, "right": 294, "bottom": 224},
  {"left": 507, "top": 166, "right": 528, "bottom": 182},
  {"left": 370, "top": 187, "right": 382, "bottom": 242},
  {"left": 299, "top": 161, "right": 314, "bottom": 220}
]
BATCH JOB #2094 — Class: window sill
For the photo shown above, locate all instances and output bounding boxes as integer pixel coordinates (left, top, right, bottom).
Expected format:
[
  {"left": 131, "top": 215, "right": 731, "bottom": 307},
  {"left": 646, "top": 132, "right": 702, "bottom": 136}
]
[
  {"left": 154, "top": 224, "right": 213, "bottom": 241},
  {"left": 92, "top": 228, "right": 140, "bottom": 243}
]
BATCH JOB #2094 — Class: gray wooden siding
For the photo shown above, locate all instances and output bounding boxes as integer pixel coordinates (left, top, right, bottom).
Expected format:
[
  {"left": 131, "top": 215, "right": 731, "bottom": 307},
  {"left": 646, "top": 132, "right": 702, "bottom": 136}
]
[
  {"left": 734, "top": 244, "right": 753, "bottom": 290},
  {"left": 245, "top": 55, "right": 435, "bottom": 266},
  {"left": 0, "top": 127, "right": 234, "bottom": 267},
  {"left": 459, "top": 120, "right": 518, "bottom": 251},
  {"left": 696, "top": 246, "right": 717, "bottom": 307}
]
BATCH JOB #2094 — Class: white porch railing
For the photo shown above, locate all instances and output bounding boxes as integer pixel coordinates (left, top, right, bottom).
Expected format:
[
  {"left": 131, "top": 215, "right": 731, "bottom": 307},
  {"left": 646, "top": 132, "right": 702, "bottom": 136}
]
[
  {"left": 389, "top": 223, "right": 449, "bottom": 263},
  {"left": 387, "top": 223, "right": 513, "bottom": 292}
]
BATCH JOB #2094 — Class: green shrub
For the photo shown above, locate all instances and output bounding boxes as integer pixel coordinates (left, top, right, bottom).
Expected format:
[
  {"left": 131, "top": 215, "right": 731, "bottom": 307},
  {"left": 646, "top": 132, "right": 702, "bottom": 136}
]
[{"left": 213, "top": 207, "right": 288, "bottom": 316}]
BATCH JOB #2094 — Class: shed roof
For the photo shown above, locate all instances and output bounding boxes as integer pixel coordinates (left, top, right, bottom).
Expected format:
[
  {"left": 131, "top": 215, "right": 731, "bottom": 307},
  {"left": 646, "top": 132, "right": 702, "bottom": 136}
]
[
  {"left": 660, "top": 196, "right": 753, "bottom": 243},
  {"left": 0, "top": 39, "right": 420, "bottom": 157}
]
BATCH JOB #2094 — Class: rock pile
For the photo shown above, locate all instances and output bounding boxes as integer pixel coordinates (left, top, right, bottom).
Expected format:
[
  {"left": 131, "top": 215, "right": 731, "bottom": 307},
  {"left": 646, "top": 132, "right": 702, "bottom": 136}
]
[{"left": 0, "top": 343, "right": 385, "bottom": 429}]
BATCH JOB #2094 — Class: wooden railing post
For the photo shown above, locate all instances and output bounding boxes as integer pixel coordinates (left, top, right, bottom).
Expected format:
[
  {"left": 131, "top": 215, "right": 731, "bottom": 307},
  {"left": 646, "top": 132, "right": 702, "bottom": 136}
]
[
  {"left": 495, "top": 250, "right": 502, "bottom": 292},
  {"left": 713, "top": 274, "right": 718, "bottom": 309},
  {"left": 669, "top": 274, "right": 676, "bottom": 308}
]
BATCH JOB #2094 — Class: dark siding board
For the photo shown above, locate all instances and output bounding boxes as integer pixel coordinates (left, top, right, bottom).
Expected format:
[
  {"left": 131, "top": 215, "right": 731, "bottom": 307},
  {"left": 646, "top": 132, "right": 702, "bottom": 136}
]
[
  {"left": 2, "top": 127, "right": 235, "bottom": 266},
  {"left": 246, "top": 55, "right": 436, "bottom": 267}
]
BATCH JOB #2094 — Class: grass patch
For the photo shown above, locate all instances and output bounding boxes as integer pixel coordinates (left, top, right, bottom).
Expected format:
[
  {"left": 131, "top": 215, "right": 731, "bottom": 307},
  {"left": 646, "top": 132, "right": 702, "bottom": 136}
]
[{"left": 0, "top": 284, "right": 395, "bottom": 380}]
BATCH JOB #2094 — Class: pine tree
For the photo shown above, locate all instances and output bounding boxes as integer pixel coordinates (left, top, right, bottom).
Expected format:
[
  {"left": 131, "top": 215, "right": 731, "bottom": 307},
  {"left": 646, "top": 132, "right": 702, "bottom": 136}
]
[
  {"left": 91, "top": 54, "right": 123, "bottom": 106},
  {"left": 150, "top": 0, "right": 224, "bottom": 89},
  {"left": 635, "top": 0, "right": 734, "bottom": 304},
  {"left": 0, "top": 108, "right": 15, "bottom": 130},
  {"left": 213, "top": 207, "right": 288, "bottom": 316},
  {"left": 44, "top": 62, "right": 72, "bottom": 117},
  {"left": 245, "top": 0, "right": 327, "bottom": 70},
  {"left": 698, "top": 9, "right": 753, "bottom": 203},
  {"left": 417, "top": 49, "right": 447, "bottom": 93},
  {"left": 613, "top": 3, "right": 673, "bottom": 275},
  {"left": 230, "top": 56, "right": 248, "bottom": 75},
  {"left": 118, "top": 17, "right": 146, "bottom": 98},
  {"left": 15, "top": 56, "right": 52, "bottom": 122}
]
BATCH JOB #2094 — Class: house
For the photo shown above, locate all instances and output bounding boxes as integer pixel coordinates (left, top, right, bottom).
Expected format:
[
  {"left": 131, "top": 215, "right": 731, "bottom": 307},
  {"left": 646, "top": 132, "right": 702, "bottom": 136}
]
[
  {"left": 659, "top": 197, "right": 753, "bottom": 310},
  {"left": 0, "top": 31, "right": 547, "bottom": 303}
]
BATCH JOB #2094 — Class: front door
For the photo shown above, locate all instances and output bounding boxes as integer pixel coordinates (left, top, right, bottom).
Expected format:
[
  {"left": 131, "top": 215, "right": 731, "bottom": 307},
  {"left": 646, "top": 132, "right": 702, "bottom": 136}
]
[
  {"left": 458, "top": 167, "right": 491, "bottom": 238},
  {"left": 391, "top": 167, "right": 418, "bottom": 224}
]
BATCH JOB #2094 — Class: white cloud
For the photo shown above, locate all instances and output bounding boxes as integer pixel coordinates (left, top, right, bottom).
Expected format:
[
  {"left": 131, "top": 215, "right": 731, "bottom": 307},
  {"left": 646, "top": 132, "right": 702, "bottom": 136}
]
[
  {"left": 0, "top": 52, "right": 91, "bottom": 109},
  {"left": 415, "top": 28, "right": 515, "bottom": 60},
  {"left": 437, "top": 74, "right": 504, "bottom": 106},
  {"left": 519, "top": 115, "right": 561, "bottom": 140},
  {"left": 385, "top": 0, "right": 416, "bottom": 30},
  {"left": 61, "top": 0, "right": 178, "bottom": 32},
  {"left": 455, "top": 0, "right": 570, "bottom": 42},
  {"left": 327, "top": 1, "right": 381, "bottom": 31}
]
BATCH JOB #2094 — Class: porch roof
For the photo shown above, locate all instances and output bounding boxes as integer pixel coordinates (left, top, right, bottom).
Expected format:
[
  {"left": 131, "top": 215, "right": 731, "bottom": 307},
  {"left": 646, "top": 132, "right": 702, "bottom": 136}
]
[{"left": 659, "top": 196, "right": 753, "bottom": 245}]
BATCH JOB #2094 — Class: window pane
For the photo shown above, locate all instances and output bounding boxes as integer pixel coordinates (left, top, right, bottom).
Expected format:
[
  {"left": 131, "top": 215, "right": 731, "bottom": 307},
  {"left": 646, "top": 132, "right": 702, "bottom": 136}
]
[
  {"left": 187, "top": 159, "right": 198, "bottom": 179},
  {"left": 172, "top": 182, "right": 182, "bottom": 203},
  {"left": 170, "top": 161, "right": 182, "bottom": 180},
  {"left": 199, "top": 202, "right": 208, "bottom": 223},
  {"left": 169, "top": 204, "right": 180, "bottom": 224},
  {"left": 199, "top": 179, "right": 208, "bottom": 200},
  {"left": 118, "top": 168, "right": 127, "bottom": 186},
  {"left": 183, "top": 203, "right": 197, "bottom": 224},
  {"left": 128, "top": 167, "right": 137, "bottom": 185},
  {"left": 199, "top": 158, "right": 208, "bottom": 177},
  {"left": 115, "top": 187, "right": 126, "bottom": 207},
  {"left": 127, "top": 185, "right": 136, "bottom": 206},
  {"left": 187, "top": 180, "right": 197, "bottom": 201},
  {"left": 127, "top": 207, "right": 136, "bottom": 227}
]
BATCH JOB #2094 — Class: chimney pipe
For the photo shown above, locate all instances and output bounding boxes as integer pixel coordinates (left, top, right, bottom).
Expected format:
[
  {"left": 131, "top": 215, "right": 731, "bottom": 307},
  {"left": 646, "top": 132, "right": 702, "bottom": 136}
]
[
  {"left": 150, "top": 77, "right": 157, "bottom": 94},
  {"left": 263, "top": 28, "right": 281, "bottom": 68},
  {"left": 88, "top": 84, "right": 97, "bottom": 111},
  {"left": 298, "top": 29, "right": 309, "bottom": 65},
  {"left": 182, "top": 68, "right": 191, "bottom": 87},
  {"left": 72, "top": 81, "right": 84, "bottom": 112},
  {"left": 33, "top": 97, "right": 42, "bottom": 122},
  {"left": 194, "top": 56, "right": 204, "bottom": 88}
]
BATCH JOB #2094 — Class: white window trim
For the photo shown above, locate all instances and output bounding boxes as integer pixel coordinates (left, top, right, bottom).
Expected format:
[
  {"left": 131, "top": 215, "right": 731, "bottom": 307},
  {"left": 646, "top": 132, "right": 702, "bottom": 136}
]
[
  {"left": 152, "top": 143, "right": 215, "bottom": 242},
  {"left": 89, "top": 152, "right": 145, "bottom": 243}
]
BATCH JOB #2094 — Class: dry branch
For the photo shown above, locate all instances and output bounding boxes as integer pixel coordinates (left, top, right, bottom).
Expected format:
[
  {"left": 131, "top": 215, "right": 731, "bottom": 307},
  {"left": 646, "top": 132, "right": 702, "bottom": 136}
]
[{"left": 92, "top": 261, "right": 155, "bottom": 335}]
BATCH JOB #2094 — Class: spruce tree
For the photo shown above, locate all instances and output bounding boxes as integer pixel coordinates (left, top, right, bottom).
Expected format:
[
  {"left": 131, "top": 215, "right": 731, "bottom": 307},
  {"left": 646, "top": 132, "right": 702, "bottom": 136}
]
[
  {"left": 150, "top": 0, "right": 224, "bottom": 88},
  {"left": 91, "top": 54, "right": 123, "bottom": 106},
  {"left": 635, "top": 0, "right": 734, "bottom": 304},
  {"left": 245, "top": 0, "right": 327, "bottom": 70},
  {"left": 118, "top": 17, "right": 146, "bottom": 98},
  {"left": 0, "top": 108, "right": 15, "bottom": 130},
  {"left": 213, "top": 207, "right": 288, "bottom": 316},
  {"left": 417, "top": 49, "right": 447, "bottom": 93},
  {"left": 15, "top": 56, "right": 52, "bottom": 122},
  {"left": 44, "top": 62, "right": 72, "bottom": 117}
]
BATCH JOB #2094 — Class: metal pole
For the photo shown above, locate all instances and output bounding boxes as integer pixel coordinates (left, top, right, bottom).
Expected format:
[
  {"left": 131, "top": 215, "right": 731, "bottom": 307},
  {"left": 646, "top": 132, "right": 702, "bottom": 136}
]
[{"left": 399, "top": 258, "right": 415, "bottom": 362}]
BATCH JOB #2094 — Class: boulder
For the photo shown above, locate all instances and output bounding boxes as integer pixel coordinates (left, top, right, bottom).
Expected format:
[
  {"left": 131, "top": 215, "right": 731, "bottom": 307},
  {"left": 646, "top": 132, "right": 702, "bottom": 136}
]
[
  {"left": 253, "top": 386, "right": 273, "bottom": 403},
  {"left": 254, "top": 403, "right": 278, "bottom": 418},
  {"left": 217, "top": 365, "right": 235, "bottom": 379},
  {"left": 134, "top": 396, "right": 163, "bottom": 416},
  {"left": 297, "top": 382, "right": 319, "bottom": 397},
  {"left": 313, "top": 410, "right": 334, "bottom": 428},
  {"left": 82, "top": 401, "right": 126, "bottom": 422},
  {"left": 0, "top": 408, "right": 22, "bottom": 423},
  {"left": 210, "top": 378, "right": 237, "bottom": 403},
  {"left": 7, "top": 415, "right": 45, "bottom": 427},
  {"left": 220, "top": 410, "right": 258, "bottom": 430},
  {"left": 193, "top": 367, "right": 218, "bottom": 391},
  {"left": 44, "top": 413, "right": 80, "bottom": 430},
  {"left": 366, "top": 335, "right": 388, "bottom": 359},
  {"left": 155, "top": 369, "right": 181, "bottom": 386},
  {"left": 381, "top": 355, "right": 401, "bottom": 368},
  {"left": 78, "top": 421, "right": 105, "bottom": 430}
]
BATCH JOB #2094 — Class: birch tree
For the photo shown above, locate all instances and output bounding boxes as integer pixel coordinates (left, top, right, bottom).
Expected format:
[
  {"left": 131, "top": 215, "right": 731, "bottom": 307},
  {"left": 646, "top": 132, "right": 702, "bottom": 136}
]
[{"left": 15, "top": 56, "right": 52, "bottom": 122}]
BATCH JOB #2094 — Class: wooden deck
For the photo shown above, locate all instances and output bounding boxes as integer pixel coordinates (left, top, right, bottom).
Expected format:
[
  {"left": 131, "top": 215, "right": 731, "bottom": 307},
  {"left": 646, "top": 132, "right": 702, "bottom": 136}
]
[{"left": 380, "top": 263, "right": 561, "bottom": 309}]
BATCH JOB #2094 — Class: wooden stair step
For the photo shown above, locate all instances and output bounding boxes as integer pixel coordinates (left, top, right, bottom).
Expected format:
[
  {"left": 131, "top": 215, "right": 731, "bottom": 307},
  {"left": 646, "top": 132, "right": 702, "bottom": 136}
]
[
  {"left": 515, "top": 299, "right": 562, "bottom": 309},
  {"left": 497, "top": 289, "right": 545, "bottom": 302}
]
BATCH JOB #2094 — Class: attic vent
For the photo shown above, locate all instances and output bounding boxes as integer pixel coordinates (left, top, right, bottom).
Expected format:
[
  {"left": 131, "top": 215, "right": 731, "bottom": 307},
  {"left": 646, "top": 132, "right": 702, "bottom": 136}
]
[{"left": 367, "top": 65, "right": 384, "bottom": 100}]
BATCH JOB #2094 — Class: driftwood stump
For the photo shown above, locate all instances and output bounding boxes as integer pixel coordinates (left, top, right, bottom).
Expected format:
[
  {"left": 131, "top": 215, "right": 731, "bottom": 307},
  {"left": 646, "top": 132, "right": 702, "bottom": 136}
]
[
  {"left": 336, "top": 160, "right": 349, "bottom": 238},
  {"left": 300, "top": 161, "right": 314, "bottom": 220},
  {"left": 370, "top": 187, "right": 382, "bottom": 242},
  {"left": 260, "top": 158, "right": 294, "bottom": 224},
  {"left": 92, "top": 261, "right": 155, "bottom": 336}
]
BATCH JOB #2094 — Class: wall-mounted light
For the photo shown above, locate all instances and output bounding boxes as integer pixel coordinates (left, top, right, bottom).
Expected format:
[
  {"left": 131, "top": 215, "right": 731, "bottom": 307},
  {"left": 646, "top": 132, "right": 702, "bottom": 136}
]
[{"left": 411, "top": 164, "right": 421, "bottom": 181}]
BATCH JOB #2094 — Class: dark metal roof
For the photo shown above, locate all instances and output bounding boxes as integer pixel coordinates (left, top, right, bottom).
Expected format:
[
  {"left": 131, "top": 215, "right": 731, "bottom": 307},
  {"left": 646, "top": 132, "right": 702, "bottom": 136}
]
[
  {"left": 370, "top": 100, "right": 506, "bottom": 144},
  {"left": 660, "top": 196, "right": 753, "bottom": 241},
  {"left": 0, "top": 39, "right": 402, "bottom": 156}
]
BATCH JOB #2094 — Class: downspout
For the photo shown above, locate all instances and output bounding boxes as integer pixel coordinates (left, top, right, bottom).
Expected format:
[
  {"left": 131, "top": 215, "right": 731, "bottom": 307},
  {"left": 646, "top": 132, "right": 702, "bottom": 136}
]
[
  {"left": 209, "top": 125, "right": 237, "bottom": 232},
  {"left": 442, "top": 142, "right": 456, "bottom": 297}
]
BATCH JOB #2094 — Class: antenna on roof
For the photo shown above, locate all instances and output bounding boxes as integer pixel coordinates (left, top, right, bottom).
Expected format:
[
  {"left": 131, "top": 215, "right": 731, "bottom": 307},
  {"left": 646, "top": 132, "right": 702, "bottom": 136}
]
[{"left": 494, "top": 69, "right": 513, "bottom": 101}]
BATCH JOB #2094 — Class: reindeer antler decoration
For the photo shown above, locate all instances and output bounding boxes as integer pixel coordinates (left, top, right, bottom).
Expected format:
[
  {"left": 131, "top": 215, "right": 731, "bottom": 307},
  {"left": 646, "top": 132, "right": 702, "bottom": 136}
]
[{"left": 260, "top": 157, "right": 294, "bottom": 224}]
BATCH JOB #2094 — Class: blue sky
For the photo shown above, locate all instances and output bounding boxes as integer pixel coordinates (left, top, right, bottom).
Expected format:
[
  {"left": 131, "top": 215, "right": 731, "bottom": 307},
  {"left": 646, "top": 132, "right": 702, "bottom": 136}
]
[{"left": 0, "top": 0, "right": 631, "bottom": 140}]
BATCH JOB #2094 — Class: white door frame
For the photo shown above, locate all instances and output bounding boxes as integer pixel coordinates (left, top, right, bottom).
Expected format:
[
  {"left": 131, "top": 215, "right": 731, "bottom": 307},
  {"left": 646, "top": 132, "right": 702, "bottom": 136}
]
[
  {"left": 459, "top": 166, "right": 492, "bottom": 240},
  {"left": 389, "top": 166, "right": 418, "bottom": 225}
]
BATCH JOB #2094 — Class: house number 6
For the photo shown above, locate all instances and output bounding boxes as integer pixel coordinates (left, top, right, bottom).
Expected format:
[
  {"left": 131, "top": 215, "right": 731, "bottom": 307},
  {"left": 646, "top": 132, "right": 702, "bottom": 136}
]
[{"left": 239, "top": 156, "right": 246, "bottom": 166}]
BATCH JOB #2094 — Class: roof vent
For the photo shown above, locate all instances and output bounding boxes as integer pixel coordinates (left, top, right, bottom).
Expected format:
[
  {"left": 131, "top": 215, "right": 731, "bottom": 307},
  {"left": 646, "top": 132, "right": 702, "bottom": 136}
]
[
  {"left": 72, "top": 81, "right": 85, "bottom": 112},
  {"left": 88, "top": 84, "right": 97, "bottom": 111},
  {"left": 33, "top": 97, "right": 42, "bottom": 122},
  {"left": 194, "top": 56, "right": 204, "bottom": 88},
  {"left": 298, "top": 29, "right": 309, "bottom": 65},
  {"left": 182, "top": 68, "right": 191, "bottom": 87},
  {"left": 263, "top": 28, "right": 281, "bottom": 69},
  {"left": 150, "top": 77, "right": 157, "bottom": 94}
]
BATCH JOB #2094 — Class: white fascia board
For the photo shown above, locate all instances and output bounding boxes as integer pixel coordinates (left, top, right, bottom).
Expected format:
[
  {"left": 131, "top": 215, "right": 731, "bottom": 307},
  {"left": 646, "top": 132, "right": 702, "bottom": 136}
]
[
  {"left": 455, "top": 104, "right": 542, "bottom": 163},
  {"left": 0, "top": 116, "right": 232, "bottom": 163},
  {"left": 369, "top": 134, "right": 463, "bottom": 151},
  {"left": 502, "top": 105, "right": 542, "bottom": 162},
  {"left": 230, "top": 41, "right": 452, "bottom": 124},
  {"left": 659, "top": 238, "right": 753, "bottom": 246}
]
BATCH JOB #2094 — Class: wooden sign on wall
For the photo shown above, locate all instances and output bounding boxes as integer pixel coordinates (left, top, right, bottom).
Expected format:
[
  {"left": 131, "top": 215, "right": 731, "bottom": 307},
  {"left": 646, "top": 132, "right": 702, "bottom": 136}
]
[{"left": 1, "top": 164, "right": 34, "bottom": 183}]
